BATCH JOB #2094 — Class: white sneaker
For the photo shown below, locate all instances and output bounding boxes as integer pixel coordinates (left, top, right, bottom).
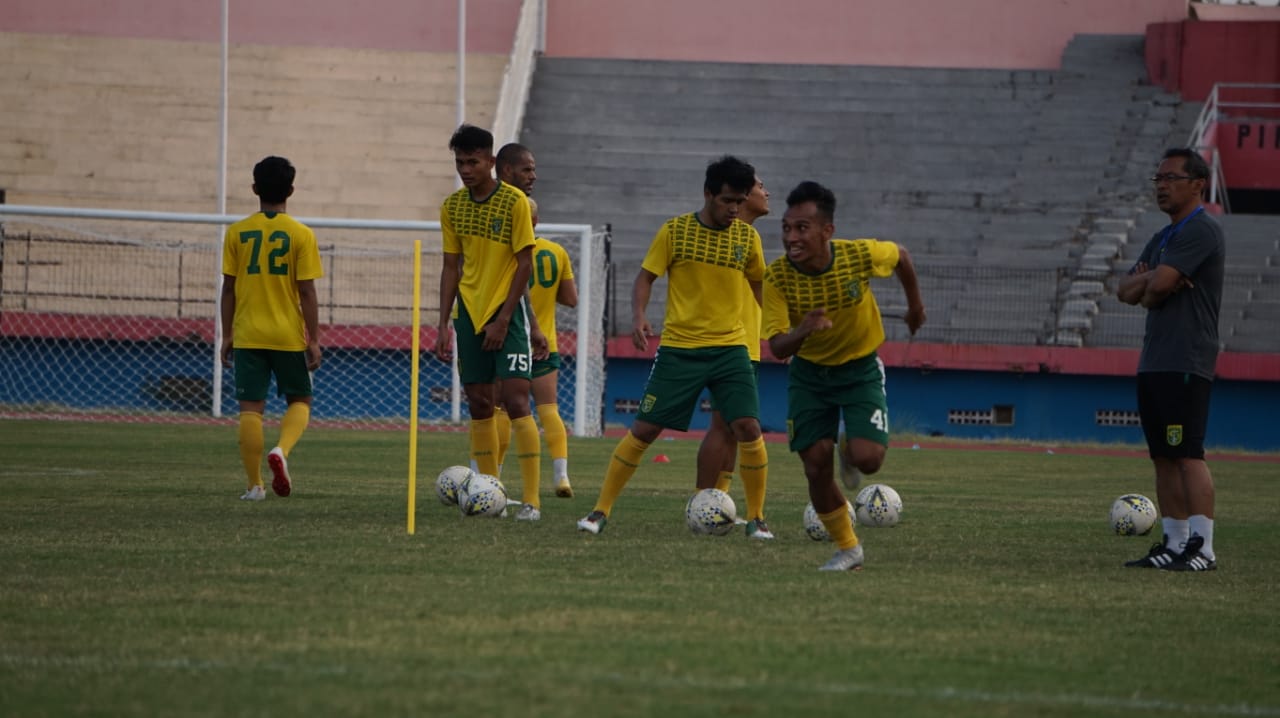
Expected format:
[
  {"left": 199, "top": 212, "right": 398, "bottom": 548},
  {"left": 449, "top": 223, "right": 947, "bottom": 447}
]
[
  {"left": 267, "top": 447, "right": 292, "bottom": 497},
  {"left": 240, "top": 485, "right": 266, "bottom": 501},
  {"left": 515, "top": 503, "right": 541, "bottom": 521},
  {"left": 819, "top": 544, "right": 865, "bottom": 571}
]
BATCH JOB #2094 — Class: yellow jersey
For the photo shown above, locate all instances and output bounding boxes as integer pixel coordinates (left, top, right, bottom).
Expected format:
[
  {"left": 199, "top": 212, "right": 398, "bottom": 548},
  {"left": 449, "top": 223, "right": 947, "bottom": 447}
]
[
  {"left": 221, "top": 211, "right": 323, "bottom": 351},
  {"left": 441, "top": 181, "right": 536, "bottom": 330},
  {"left": 640, "top": 213, "right": 764, "bottom": 350},
  {"left": 762, "top": 238, "right": 899, "bottom": 365},
  {"left": 528, "top": 236, "right": 574, "bottom": 354}
]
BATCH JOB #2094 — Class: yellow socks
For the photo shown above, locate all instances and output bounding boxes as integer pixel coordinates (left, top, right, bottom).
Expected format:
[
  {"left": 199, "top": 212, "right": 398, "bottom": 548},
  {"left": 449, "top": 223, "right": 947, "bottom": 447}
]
[
  {"left": 820, "top": 503, "right": 860, "bottom": 551},
  {"left": 238, "top": 411, "right": 264, "bottom": 488},
  {"left": 277, "top": 402, "right": 310, "bottom": 456},
  {"left": 470, "top": 417, "right": 499, "bottom": 477},
  {"left": 595, "top": 431, "right": 650, "bottom": 516},
  {"left": 714, "top": 471, "right": 734, "bottom": 493},
  {"left": 737, "top": 436, "right": 768, "bottom": 521},
  {"left": 511, "top": 414, "right": 542, "bottom": 508},
  {"left": 538, "top": 403, "right": 568, "bottom": 466},
  {"left": 494, "top": 406, "right": 512, "bottom": 468}
]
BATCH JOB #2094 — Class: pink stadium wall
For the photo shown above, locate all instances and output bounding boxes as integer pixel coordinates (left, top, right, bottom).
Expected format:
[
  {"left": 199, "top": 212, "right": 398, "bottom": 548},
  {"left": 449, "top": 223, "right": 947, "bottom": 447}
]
[
  {"left": 541, "top": 0, "right": 1189, "bottom": 69},
  {"left": 4, "top": 0, "right": 1188, "bottom": 69},
  {"left": 0, "top": 0, "right": 521, "bottom": 53}
]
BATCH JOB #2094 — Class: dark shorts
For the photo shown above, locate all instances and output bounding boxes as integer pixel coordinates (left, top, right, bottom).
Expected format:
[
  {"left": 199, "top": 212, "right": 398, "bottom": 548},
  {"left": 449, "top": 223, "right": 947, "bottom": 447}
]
[
  {"left": 1137, "top": 371, "right": 1212, "bottom": 460},
  {"left": 233, "top": 348, "right": 313, "bottom": 401},
  {"left": 454, "top": 299, "right": 533, "bottom": 384},
  {"left": 709, "top": 360, "right": 759, "bottom": 413},
  {"left": 532, "top": 352, "right": 562, "bottom": 379},
  {"left": 787, "top": 353, "right": 888, "bottom": 453},
  {"left": 636, "top": 345, "right": 758, "bottom": 431}
]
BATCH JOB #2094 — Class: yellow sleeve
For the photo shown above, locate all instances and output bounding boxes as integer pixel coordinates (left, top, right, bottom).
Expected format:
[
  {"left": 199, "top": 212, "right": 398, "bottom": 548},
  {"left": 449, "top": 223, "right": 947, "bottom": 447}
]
[
  {"left": 762, "top": 273, "right": 790, "bottom": 341},
  {"left": 294, "top": 224, "right": 324, "bottom": 281},
  {"left": 221, "top": 224, "right": 238, "bottom": 276},
  {"left": 509, "top": 192, "right": 535, "bottom": 255},
  {"left": 440, "top": 201, "right": 460, "bottom": 254},
  {"left": 744, "top": 227, "right": 765, "bottom": 282},
  {"left": 640, "top": 222, "right": 672, "bottom": 277},
  {"left": 866, "top": 239, "right": 900, "bottom": 278}
]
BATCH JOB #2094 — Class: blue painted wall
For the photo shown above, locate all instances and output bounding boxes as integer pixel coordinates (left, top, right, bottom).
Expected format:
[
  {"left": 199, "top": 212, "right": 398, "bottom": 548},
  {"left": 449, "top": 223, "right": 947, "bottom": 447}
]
[{"left": 603, "top": 357, "right": 1280, "bottom": 452}]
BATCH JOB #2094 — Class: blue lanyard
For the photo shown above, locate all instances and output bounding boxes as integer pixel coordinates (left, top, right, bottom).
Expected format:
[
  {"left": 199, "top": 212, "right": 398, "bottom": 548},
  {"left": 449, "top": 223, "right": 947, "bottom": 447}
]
[{"left": 1157, "top": 206, "right": 1203, "bottom": 257}]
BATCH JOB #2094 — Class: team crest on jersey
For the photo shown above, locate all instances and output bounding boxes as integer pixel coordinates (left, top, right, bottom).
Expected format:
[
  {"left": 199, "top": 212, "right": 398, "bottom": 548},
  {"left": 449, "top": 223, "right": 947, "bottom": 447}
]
[
  {"left": 641, "top": 394, "right": 657, "bottom": 413},
  {"left": 844, "top": 279, "right": 863, "bottom": 301},
  {"left": 491, "top": 218, "right": 504, "bottom": 234},
  {"left": 1166, "top": 424, "right": 1183, "bottom": 446},
  {"left": 733, "top": 243, "right": 746, "bottom": 264}
]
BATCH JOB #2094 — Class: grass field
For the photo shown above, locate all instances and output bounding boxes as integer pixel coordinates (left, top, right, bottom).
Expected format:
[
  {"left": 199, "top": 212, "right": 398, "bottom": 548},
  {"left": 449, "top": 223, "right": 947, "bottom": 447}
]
[{"left": 2, "top": 419, "right": 1278, "bottom": 717}]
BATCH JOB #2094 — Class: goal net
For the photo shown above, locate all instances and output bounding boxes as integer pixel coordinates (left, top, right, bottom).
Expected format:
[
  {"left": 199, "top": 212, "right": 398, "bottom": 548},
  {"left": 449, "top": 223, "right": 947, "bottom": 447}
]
[{"left": 0, "top": 205, "right": 609, "bottom": 436}]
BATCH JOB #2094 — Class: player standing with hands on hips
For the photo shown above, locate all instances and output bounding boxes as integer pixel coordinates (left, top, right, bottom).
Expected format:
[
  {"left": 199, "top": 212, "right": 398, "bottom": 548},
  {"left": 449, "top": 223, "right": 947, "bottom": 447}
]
[
  {"left": 1117, "top": 147, "right": 1224, "bottom": 572},
  {"left": 220, "top": 156, "right": 323, "bottom": 501},
  {"left": 762, "top": 181, "right": 925, "bottom": 570}
]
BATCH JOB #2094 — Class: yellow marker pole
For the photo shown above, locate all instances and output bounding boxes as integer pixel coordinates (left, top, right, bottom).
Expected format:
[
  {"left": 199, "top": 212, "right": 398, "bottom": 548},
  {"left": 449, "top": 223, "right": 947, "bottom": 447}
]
[{"left": 407, "top": 239, "right": 423, "bottom": 534}]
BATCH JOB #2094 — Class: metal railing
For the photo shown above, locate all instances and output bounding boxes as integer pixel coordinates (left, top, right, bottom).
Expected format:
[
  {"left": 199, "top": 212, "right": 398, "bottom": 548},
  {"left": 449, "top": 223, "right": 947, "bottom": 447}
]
[{"left": 1187, "top": 82, "right": 1280, "bottom": 213}]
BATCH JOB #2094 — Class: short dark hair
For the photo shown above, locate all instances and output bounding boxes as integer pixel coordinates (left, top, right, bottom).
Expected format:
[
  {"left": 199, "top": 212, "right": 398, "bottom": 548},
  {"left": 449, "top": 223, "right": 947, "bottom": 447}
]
[
  {"left": 449, "top": 124, "right": 494, "bottom": 154},
  {"left": 1163, "top": 147, "right": 1210, "bottom": 180},
  {"left": 496, "top": 143, "right": 532, "bottom": 173},
  {"left": 253, "top": 156, "right": 295, "bottom": 204},
  {"left": 785, "top": 181, "right": 837, "bottom": 223},
  {"left": 703, "top": 155, "right": 756, "bottom": 195}
]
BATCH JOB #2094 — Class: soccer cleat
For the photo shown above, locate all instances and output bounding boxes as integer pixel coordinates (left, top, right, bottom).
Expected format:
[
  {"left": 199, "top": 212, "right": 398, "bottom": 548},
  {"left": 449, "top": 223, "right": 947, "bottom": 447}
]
[
  {"left": 555, "top": 477, "right": 574, "bottom": 499},
  {"left": 267, "top": 447, "right": 292, "bottom": 497},
  {"left": 515, "top": 503, "right": 542, "bottom": 522},
  {"left": 819, "top": 544, "right": 865, "bottom": 571},
  {"left": 1166, "top": 535, "right": 1217, "bottom": 572},
  {"left": 240, "top": 485, "right": 266, "bottom": 501},
  {"left": 1124, "top": 535, "right": 1180, "bottom": 568},
  {"left": 577, "top": 510, "right": 607, "bottom": 534},
  {"left": 744, "top": 518, "right": 775, "bottom": 540}
]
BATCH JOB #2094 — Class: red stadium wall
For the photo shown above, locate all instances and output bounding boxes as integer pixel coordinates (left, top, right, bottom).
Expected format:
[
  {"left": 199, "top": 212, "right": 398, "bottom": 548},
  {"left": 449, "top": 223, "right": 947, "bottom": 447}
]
[
  {"left": 1146, "top": 21, "right": 1280, "bottom": 101},
  {"left": 542, "top": 0, "right": 1188, "bottom": 69}
]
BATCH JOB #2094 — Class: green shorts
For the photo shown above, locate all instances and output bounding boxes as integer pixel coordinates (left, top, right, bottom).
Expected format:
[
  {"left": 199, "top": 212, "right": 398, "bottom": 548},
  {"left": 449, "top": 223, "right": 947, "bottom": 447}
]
[
  {"left": 637, "top": 345, "right": 757, "bottom": 431},
  {"left": 786, "top": 353, "right": 888, "bottom": 453},
  {"left": 532, "top": 352, "right": 561, "bottom": 379},
  {"left": 709, "top": 360, "right": 759, "bottom": 413},
  {"left": 454, "top": 299, "right": 532, "bottom": 384},
  {"left": 233, "top": 348, "right": 313, "bottom": 401}
]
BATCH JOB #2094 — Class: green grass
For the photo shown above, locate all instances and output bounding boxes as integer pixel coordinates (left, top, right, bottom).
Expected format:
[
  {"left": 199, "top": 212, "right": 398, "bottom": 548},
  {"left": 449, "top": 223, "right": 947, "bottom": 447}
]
[{"left": 2, "top": 420, "right": 1278, "bottom": 718}]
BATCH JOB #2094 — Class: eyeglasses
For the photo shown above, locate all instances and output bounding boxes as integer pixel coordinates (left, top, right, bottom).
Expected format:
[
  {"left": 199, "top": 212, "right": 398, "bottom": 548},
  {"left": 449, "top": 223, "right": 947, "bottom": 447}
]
[{"left": 1150, "top": 173, "right": 1197, "bottom": 184}]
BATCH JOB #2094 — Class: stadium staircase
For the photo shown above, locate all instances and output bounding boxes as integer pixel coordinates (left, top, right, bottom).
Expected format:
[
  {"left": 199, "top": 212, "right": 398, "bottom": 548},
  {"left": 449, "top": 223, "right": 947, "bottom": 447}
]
[{"left": 522, "top": 34, "right": 1276, "bottom": 352}]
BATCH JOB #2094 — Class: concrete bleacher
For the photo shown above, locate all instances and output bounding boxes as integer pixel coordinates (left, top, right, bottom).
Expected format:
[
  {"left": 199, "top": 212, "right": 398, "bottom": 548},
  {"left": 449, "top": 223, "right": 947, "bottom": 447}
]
[
  {"left": 0, "top": 32, "right": 505, "bottom": 229},
  {"left": 523, "top": 34, "right": 1188, "bottom": 345}
]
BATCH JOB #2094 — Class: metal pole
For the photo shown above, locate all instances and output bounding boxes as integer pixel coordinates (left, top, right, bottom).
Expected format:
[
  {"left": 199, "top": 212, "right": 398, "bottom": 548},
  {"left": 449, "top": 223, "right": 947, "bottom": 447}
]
[
  {"left": 450, "top": 0, "right": 466, "bottom": 423},
  {"left": 212, "top": 0, "right": 230, "bottom": 419}
]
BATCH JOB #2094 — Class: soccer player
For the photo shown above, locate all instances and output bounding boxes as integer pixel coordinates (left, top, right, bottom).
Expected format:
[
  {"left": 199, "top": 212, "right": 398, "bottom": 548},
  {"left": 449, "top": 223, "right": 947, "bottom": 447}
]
[
  {"left": 762, "top": 181, "right": 925, "bottom": 570},
  {"left": 219, "top": 156, "right": 323, "bottom": 501},
  {"left": 520, "top": 197, "right": 578, "bottom": 497},
  {"left": 694, "top": 172, "right": 773, "bottom": 539},
  {"left": 1116, "top": 147, "right": 1225, "bottom": 572},
  {"left": 577, "top": 155, "right": 769, "bottom": 535},
  {"left": 490, "top": 143, "right": 556, "bottom": 491},
  {"left": 433, "top": 124, "right": 544, "bottom": 521}
]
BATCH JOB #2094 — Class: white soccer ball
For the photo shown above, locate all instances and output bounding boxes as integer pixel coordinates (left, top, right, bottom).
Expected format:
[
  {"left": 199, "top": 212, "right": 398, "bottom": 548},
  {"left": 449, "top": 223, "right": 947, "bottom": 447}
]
[
  {"left": 435, "top": 465, "right": 473, "bottom": 506},
  {"left": 854, "top": 483, "right": 903, "bottom": 527},
  {"left": 1110, "top": 493, "right": 1157, "bottom": 536},
  {"left": 457, "top": 473, "right": 508, "bottom": 517},
  {"left": 685, "top": 488, "right": 737, "bottom": 536},
  {"left": 802, "top": 500, "right": 855, "bottom": 541}
]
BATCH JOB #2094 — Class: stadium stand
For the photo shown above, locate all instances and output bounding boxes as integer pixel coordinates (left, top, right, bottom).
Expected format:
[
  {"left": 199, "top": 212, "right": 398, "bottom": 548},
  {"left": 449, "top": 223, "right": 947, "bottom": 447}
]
[
  {"left": 523, "top": 33, "right": 1260, "bottom": 349},
  {"left": 0, "top": 32, "right": 504, "bottom": 222}
]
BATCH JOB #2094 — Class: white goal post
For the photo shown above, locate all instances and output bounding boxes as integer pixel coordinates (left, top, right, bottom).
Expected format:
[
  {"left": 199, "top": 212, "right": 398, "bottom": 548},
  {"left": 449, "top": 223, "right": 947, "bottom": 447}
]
[{"left": 0, "top": 204, "right": 608, "bottom": 437}]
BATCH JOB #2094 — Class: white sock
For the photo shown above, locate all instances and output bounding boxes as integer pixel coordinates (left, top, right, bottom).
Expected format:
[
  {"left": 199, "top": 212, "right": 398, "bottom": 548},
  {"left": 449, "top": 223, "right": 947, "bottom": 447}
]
[
  {"left": 1162, "top": 517, "right": 1190, "bottom": 552},
  {"left": 1188, "top": 515, "right": 1215, "bottom": 559},
  {"left": 553, "top": 458, "right": 568, "bottom": 480},
  {"left": 469, "top": 459, "right": 478, "bottom": 474}
]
